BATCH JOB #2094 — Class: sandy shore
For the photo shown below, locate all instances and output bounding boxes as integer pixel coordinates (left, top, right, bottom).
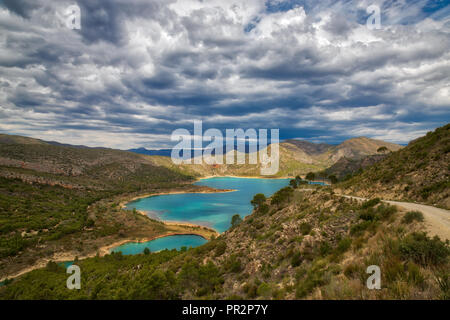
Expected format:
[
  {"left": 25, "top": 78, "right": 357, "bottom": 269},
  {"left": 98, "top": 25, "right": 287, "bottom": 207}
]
[
  {"left": 119, "top": 187, "right": 236, "bottom": 209},
  {"left": 0, "top": 224, "right": 219, "bottom": 283},
  {"left": 196, "top": 175, "right": 292, "bottom": 181},
  {"left": 1, "top": 176, "right": 280, "bottom": 283}
]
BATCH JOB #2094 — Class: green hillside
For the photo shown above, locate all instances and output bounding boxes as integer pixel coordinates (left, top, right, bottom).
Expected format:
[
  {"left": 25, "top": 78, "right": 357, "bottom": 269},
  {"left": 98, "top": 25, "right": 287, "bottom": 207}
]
[
  {"left": 0, "top": 135, "right": 208, "bottom": 279},
  {"left": 1, "top": 187, "right": 448, "bottom": 299},
  {"left": 339, "top": 124, "right": 450, "bottom": 209}
]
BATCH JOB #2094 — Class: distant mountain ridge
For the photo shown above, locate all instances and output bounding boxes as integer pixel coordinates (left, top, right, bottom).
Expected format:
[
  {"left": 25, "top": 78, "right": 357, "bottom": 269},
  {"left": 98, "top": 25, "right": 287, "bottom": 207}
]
[
  {"left": 283, "top": 139, "right": 334, "bottom": 155},
  {"left": 0, "top": 133, "right": 403, "bottom": 179},
  {"left": 0, "top": 134, "right": 191, "bottom": 190}
]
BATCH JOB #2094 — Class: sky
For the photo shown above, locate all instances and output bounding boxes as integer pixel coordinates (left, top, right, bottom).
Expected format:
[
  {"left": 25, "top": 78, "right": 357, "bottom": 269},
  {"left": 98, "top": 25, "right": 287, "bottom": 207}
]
[{"left": 0, "top": 0, "right": 449, "bottom": 149}]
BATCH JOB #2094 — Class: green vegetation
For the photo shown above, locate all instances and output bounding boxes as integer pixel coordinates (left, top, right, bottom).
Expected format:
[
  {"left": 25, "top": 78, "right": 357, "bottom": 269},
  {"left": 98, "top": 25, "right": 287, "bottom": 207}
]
[
  {"left": 305, "top": 172, "right": 315, "bottom": 181},
  {"left": 402, "top": 211, "right": 424, "bottom": 224},
  {"left": 399, "top": 233, "right": 449, "bottom": 266},
  {"left": 1, "top": 186, "right": 448, "bottom": 300},
  {"left": 0, "top": 177, "right": 105, "bottom": 259},
  {"left": 231, "top": 214, "right": 243, "bottom": 228},
  {"left": 270, "top": 187, "right": 294, "bottom": 207},
  {"left": 250, "top": 193, "right": 266, "bottom": 209},
  {"left": 1, "top": 129, "right": 448, "bottom": 300},
  {"left": 340, "top": 124, "right": 450, "bottom": 208},
  {"left": 0, "top": 136, "right": 197, "bottom": 276}
]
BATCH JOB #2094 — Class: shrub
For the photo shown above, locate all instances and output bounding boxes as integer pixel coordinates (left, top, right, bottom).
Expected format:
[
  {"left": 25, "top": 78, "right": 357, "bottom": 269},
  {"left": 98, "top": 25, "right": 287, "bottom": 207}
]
[
  {"left": 257, "top": 282, "right": 271, "bottom": 298},
  {"left": 215, "top": 241, "right": 227, "bottom": 257},
  {"left": 399, "top": 232, "right": 449, "bottom": 266},
  {"left": 224, "top": 255, "right": 242, "bottom": 273},
  {"left": 361, "top": 198, "right": 381, "bottom": 209},
  {"left": 271, "top": 187, "right": 294, "bottom": 206},
  {"left": 337, "top": 237, "right": 352, "bottom": 254},
  {"left": 350, "top": 221, "right": 374, "bottom": 236},
  {"left": 231, "top": 214, "right": 243, "bottom": 228},
  {"left": 376, "top": 204, "right": 397, "bottom": 220},
  {"left": 434, "top": 269, "right": 450, "bottom": 300},
  {"left": 406, "top": 262, "right": 425, "bottom": 287},
  {"left": 343, "top": 263, "right": 361, "bottom": 278},
  {"left": 319, "top": 241, "right": 332, "bottom": 256},
  {"left": 251, "top": 193, "right": 266, "bottom": 209},
  {"left": 402, "top": 211, "right": 424, "bottom": 224},
  {"left": 305, "top": 172, "right": 315, "bottom": 181},
  {"left": 300, "top": 222, "right": 312, "bottom": 235},
  {"left": 291, "top": 251, "right": 302, "bottom": 267},
  {"left": 358, "top": 208, "right": 377, "bottom": 221}
]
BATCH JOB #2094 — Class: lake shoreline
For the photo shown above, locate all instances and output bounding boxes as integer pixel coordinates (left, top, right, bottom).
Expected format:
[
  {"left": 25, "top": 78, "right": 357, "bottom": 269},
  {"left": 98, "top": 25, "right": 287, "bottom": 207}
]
[
  {"left": 196, "top": 175, "right": 293, "bottom": 181},
  {"left": 1, "top": 176, "right": 287, "bottom": 283},
  {"left": 119, "top": 187, "right": 236, "bottom": 209}
]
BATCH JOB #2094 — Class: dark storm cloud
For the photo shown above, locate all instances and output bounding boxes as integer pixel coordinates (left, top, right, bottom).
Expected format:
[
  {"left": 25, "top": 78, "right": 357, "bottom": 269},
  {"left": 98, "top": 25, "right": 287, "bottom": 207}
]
[{"left": 0, "top": 0, "right": 449, "bottom": 148}]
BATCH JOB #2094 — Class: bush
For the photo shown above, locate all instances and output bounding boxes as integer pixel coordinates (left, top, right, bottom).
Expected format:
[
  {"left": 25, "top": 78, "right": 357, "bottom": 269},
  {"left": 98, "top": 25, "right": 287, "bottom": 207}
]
[
  {"left": 402, "top": 211, "right": 424, "bottom": 224},
  {"left": 337, "top": 238, "right": 352, "bottom": 254},
  {"left": 300, "top": 222, "right": 312, "bottom": 235},
  {"left": 291, "top": 251, "right": 302, "bottom": 267},
  {"left": 399, "top": 232, "right": 449, "bottom": 266},
  {"left": 224, "top": 255, "right": 242, "bottom": 273},
  {"left": 319, "top": 241, "right": 332, "bottom": 256},
  {"left": 305, "top": 172, "right": 315, "bottom": 181},
  {"left": 231, "top": 214, "right": 243, "bottom": 228},
  {"left": 358, "top": 208, "right": 377, "bottom": 221},
  {"left": 376, "top": 204, "right": 397, "bottom": 220},
  {"left": 215, "top": 241, "right": 227, "bottom": 257},
  {"left": 350, "top": 221, "right": 374, "bottom": 236},
  {"left": 257, "top": 282, "right": 271, "bottom": 298},
  {"left": 251, "top": 193, "right": 266, "bottom": 209},
  {"left": 361, "top": 198, "right": 381, "bottom": 209},
  {"left": 271, "top": 187, "right": 294, "bottom": 206}
]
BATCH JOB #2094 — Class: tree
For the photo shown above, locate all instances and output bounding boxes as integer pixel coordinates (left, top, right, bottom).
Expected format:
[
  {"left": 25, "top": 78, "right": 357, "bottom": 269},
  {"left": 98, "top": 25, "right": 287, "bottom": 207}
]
[
  {"left": 289, "top": 179, "right": 297, "bottom": 188},
  {"left": 231, "top": 214, "right": 243, "bottom": 228},
  {"left": 251, "top": 193, "right": 266, "bottom": 209},
  {"left": 377, "top": 146, "right": 389, "bottom": 154},
  {"left": 305, "top": 172, "right": 315, "bottom": 181},
  {"left": 143, "top": 247, "right": 150, "bottom": 255},
  {"left": 329, "top": 175, "right": 338, "bottom": 184}
]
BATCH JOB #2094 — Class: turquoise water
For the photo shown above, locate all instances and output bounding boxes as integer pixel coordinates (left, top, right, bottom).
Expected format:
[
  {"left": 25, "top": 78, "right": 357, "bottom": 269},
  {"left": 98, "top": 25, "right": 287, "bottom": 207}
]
[
  {"left": 126, "top": 177, "right": 290, "bottom": 232},
  {"left": 309, "top": 181, "right": 328, "bottom": 186},
  {"left": 58, "top": 261, "right": 74, "bottom": 268},
  {"left": 110, "top": 235, "right": 207, "bottom": 255},
  {"left": 0, "top": 280, "right": 5, "bottom": 287},
  {"left": 112, "top": 177, "right": 290, "bottom": 255}
]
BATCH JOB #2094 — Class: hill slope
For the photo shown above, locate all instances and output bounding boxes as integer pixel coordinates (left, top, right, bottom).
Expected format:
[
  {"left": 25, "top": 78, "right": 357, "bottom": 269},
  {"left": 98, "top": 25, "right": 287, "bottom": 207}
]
[
  {"left": 149, "top": 137, "right": 402, "bottom": 178},
  {"left": 0, "top": 134, "right": 211, "bottom": 279},
  {"left": 1, "top": 187, "right": 448, "bottom": 299},
  {"left": 339, "top": 124, "right": 450, "bottom": 209}
]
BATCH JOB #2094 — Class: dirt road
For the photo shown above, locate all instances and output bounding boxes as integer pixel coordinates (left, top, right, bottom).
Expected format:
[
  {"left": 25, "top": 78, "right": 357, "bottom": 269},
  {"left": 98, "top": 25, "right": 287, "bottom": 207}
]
[{"left": 339, "top": 194, "right": 450, "bottom": 241}]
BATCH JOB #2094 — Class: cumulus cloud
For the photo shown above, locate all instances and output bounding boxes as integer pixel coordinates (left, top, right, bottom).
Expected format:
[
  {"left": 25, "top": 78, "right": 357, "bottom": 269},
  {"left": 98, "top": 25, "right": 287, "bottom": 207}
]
[{"left": 0, "top": 0, "right": 449, "bottom": 148}]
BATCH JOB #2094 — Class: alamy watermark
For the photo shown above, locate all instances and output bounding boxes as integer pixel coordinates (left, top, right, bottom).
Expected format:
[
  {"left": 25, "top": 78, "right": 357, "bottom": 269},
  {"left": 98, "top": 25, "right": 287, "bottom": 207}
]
[
  {"left": 56, "top": 4, "right": 81, "bottom": 30},
  {"left": 366, "top": 265, "right": 381, "bottom": 290},
  {"left": 66, "top": 264, "right": 81, "bottom": 289},
  {"left": 366, "top": 5, "right": 381, "bottom": 30},
  {"left": 171, "top": 121, "right": 279, "bottom": 175}
]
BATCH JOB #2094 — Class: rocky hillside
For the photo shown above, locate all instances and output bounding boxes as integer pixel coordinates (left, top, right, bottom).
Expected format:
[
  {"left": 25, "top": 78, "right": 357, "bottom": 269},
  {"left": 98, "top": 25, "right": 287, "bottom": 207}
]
[
  {"left": 283, "top": 140, "right": 333, "bottom": 155},
  {"left": 150, "top": 137, "right": 402, "bottom": 178},
  {"left": 339, "top": 124, "right": 450, "bottom": 209},
  {"left": 324, "top": 154, "right": 388, "bottom": 180},
  {"left": 0, "top": 134, "right": 193, "bottom": 191},
  {"left": 0, "top": 134, "right": 201, "bottom": 279}
]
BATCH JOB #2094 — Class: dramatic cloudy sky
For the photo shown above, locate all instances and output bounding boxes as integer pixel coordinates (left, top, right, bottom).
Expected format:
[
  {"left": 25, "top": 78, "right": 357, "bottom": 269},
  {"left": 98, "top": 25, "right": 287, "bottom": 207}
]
[{"left": 0, "top": 0, "right": 449, "bottom": 149}]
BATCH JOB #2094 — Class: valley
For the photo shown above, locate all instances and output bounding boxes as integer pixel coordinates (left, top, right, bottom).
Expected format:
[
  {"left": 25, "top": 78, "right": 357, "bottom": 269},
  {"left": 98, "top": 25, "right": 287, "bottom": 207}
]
[{"left": 0, "top": 124, "right": 448, "bottom": 299}]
